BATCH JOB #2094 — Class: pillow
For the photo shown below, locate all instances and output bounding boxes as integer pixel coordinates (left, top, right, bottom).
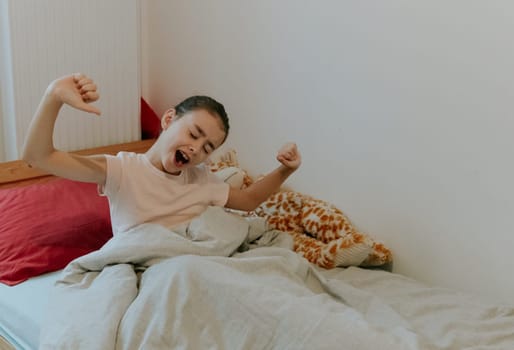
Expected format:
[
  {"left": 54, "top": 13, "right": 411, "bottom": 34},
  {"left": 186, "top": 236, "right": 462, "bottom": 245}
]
[
  {"left": 0, "top": 179, "right": 112, "bottom": 286},
  {"left": 141, "top": 97, "right": 161, "bottom": 139}
]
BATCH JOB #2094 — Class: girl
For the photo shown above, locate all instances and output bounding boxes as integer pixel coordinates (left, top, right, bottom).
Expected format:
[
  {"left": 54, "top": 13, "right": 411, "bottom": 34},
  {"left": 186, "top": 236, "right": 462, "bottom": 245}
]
[{"left": 22, "top": 73, "right": 301, "bottom": 235}]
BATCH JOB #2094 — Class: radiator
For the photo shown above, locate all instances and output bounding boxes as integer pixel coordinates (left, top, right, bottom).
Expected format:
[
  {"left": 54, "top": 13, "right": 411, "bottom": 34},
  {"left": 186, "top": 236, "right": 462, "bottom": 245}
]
[{"left": 0, "top": 0, "right": 141, "bottom": 161}]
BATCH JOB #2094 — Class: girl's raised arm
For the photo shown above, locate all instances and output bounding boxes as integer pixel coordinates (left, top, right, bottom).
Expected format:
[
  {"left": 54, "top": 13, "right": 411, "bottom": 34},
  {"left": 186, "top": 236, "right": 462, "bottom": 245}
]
[
  {"left": 22, "top": 74, "right": 107, "bottom": 185},
  {"left": 225, "top": 142, "right": 301, "bottom": 211}
]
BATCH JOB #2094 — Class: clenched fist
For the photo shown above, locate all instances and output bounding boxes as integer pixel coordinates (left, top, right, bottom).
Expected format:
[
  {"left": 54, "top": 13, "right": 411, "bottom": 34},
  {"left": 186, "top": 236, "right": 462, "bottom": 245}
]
[{"left": 276, "top": 142, "right": 301, "bottom": 170}]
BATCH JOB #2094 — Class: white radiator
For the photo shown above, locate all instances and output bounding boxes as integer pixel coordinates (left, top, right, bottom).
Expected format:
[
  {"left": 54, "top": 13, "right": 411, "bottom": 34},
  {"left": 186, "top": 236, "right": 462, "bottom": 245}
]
[{"left": 0, "top": 0, "right": 141, "bottom": 161}]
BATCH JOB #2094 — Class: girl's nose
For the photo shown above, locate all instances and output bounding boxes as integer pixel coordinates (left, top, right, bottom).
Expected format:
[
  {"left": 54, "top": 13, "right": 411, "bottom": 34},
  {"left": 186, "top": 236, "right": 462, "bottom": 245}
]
[{"left": 190, "top": 139, "right": 203, "bottom": 155}]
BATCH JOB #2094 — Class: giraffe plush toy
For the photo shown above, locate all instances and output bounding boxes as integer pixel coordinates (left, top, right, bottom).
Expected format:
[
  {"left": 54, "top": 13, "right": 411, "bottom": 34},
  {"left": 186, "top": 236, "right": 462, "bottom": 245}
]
[
  {"left": 254, "top": 191, "right": 392, "bottom": 268},
  {"left": 207, "top": 149, "right": 253, "bottom": 190},
  {"left": 208, "top": 149, "right": 393, "bottom": 269}
]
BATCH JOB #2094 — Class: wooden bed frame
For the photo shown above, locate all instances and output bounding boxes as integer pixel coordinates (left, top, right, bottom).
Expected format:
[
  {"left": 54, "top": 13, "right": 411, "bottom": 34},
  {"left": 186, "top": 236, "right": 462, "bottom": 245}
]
[{"left": 0, "top": 139, "right": 155, "bottom": 189}]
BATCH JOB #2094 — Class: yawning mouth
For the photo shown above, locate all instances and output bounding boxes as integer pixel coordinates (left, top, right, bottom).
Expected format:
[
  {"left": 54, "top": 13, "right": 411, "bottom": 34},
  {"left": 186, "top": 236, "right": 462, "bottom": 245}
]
[{"left": 175, "top": 150, "right": 190, "bottom": 166}]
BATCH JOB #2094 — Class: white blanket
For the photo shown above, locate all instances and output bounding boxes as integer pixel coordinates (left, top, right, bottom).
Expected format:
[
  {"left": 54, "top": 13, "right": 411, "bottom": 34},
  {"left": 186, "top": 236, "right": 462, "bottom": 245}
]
[
  {"left": 39, "top": 207, "right": 514, "bottom": 349},
  {"left": 40, "top": 207, "right": 412, "bottom": 350}
]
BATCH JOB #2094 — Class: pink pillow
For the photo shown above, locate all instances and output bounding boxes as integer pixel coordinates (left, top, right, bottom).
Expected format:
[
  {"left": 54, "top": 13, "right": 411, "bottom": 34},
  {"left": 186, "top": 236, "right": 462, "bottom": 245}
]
[
  {"left": 141, "top": 97, "right": 161, "bottom": 139},
  {"left": 0, "top": 179, "right": 112, "bottom": 286}
]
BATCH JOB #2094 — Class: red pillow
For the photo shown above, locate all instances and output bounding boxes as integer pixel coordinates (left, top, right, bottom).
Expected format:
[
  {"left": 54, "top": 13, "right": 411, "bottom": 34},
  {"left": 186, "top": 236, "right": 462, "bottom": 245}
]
[
  {"left": 0, "top": 179, "right": 112, "bottom": 286},
  {"left": 141, "top": 97, "right": 161, "bottom": 139}
]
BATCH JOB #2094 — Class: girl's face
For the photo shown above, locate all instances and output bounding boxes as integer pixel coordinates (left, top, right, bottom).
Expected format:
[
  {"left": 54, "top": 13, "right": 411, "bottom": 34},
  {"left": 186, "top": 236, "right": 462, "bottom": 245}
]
[{"left": 157, "top": 108, "right": 226, "bottom": 175}]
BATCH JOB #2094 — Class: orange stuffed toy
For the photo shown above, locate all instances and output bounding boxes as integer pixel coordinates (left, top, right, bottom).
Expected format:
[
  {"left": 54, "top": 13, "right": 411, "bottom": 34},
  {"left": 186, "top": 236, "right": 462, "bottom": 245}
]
[
  {"left": 255, "top": 191, "right": 392, "bottom": 269},
  {"left": 209, "top": 149, "right": 393, "bottom": 269}
]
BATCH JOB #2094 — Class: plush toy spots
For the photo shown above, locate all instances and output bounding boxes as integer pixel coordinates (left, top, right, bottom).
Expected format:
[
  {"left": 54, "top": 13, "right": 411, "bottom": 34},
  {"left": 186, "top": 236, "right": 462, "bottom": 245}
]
[
  {"left": 209, "top": 149, "right": 393, "bottom": 269},
  {"left": 298, "top": 194, "right": 355, "bottom": 243},
  {"left": 255, "top": 191, "right": 393, "bottom": 269},
  {"left": 291, "top": 231, "right": 371, "bottom": 268}
]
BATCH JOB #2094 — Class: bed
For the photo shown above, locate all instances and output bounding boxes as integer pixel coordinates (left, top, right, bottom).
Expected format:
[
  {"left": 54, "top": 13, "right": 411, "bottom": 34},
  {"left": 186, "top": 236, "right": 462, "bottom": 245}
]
[{"left": 1, "top": 140, "right": 513, "bottom": 350}]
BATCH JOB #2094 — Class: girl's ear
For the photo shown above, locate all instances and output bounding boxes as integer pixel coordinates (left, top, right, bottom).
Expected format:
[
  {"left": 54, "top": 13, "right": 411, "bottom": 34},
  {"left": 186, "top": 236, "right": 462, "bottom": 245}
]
[{"left": 161, "top": 108, "right": 176, "bottom": 130}]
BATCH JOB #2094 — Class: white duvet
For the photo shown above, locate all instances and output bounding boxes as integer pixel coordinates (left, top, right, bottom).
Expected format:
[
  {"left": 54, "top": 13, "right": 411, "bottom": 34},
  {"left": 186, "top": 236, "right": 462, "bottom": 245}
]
[{"left": 39, "top": 207, "right": 514, "bottom": 350}]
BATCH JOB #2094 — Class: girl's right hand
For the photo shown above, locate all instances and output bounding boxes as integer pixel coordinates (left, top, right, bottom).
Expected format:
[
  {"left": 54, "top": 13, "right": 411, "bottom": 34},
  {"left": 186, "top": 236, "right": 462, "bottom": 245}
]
[{"left": 47, "top": 73, "right": 101, "bottom": 115}]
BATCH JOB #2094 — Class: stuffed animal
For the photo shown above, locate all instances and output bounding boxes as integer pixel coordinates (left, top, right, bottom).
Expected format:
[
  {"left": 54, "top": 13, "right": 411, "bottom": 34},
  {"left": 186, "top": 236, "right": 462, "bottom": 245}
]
[
  {"left": 208, "top": 149, "right": 393, "bottom": 269},
  {"left": 254, "top": 191, "right": 393, "bottom": 269},
  {"left": 207, "top": 149, "right": 253, "bottom": 189}
]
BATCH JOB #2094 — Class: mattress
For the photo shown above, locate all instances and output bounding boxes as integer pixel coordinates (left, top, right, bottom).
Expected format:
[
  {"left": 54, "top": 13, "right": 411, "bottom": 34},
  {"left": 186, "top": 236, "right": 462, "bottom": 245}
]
[{"left": 0, "top": 271, "right": 60, "bottom": 350}]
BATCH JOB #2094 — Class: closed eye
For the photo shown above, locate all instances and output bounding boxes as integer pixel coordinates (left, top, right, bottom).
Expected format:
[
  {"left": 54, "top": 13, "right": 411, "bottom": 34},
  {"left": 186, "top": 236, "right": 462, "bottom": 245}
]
[
  {"left": 190, "top": 132, "right": 198, "bottom": 139},
  {"left": 203, "top": 145, "right": 214, "bottom": 154}
]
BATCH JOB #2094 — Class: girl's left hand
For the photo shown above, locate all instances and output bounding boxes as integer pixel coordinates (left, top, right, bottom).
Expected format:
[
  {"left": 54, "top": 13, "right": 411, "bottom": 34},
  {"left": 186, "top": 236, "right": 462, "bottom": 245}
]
[{"left": 277, "top": 142, "right": 301, "bottom": 170}]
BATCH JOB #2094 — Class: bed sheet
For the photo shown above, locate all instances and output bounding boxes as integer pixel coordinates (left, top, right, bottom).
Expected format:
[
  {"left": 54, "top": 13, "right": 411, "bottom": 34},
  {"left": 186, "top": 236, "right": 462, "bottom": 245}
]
[
  {"left": 321, "top": 266, "right": 514, "bottom": 349},
  {"left": 2, "top": 256, "right": 514, "bottom": 349},
  {"left": 0, "top": 271, "right": 60, "bottom": 350}
]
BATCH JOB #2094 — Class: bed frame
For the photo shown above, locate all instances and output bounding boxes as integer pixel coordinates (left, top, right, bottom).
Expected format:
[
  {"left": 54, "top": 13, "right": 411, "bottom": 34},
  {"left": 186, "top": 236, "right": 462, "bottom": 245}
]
[{"left": 0, "top": 139, "right": 155, "bottom": 189}]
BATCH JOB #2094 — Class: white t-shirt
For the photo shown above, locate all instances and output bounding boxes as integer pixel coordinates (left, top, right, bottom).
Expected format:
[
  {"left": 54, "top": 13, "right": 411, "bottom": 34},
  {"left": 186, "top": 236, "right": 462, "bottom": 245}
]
[{"left": 101, "top": 152, "right": 230, "bottom": 235}]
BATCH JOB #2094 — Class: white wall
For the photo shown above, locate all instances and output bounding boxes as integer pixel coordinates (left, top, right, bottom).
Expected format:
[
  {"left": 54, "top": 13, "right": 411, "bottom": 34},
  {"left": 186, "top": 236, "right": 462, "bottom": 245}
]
[
  {"left": 0, "top": 105, "right": 4, "bottom": 162},
  {"left": 142, "top": 1, "right": 514, "bottom": 303},
  {"left": 0, "top": 0, "right": 14, "bottom": 162}
]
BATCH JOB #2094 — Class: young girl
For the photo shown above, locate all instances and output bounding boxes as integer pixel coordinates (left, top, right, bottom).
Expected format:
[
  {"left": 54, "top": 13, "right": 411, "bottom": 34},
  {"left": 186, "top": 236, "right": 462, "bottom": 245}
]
[{"left": 22, "top": 73, "right": 301, "bottom": 235}]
